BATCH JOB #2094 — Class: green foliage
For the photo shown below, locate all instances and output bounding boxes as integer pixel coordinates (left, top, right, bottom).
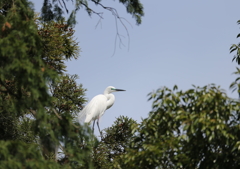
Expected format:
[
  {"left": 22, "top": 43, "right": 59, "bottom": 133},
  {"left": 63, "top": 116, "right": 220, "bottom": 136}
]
[
  {"left": 230, "top": 20, "right": 240, "bottom": 65},
  {"left": 0, "top": 0, "right": 96, "bottom": 168},
  {"left": 0, "top": 0, "right": 55, "bottom": 115},
  {"left": 230, "top": 21, "right": 240, "bottom": 97},
  {"left": 118, "top": 0, "right": 144, "bottom": 25},
  {"left": 41, "top": 0, "right": 64, "bottom": 22},
  {"left": 37, "top": 74, "right": 94, "bottom": 165},
  {"left": 41, "top": 0, "right": 144, "bottom": 25},
  {"left": 93, "top": 116, "right": 138, "bottom": 169},
  {"left": 4, "top": 1, "right": 240, "bottom": 169},
  {"left": 230, "top": 67, "right": 240, "bottom": 96},
  {"left": 50, "top": 74, "right": 86, "bottom": 114},
  {"left": 121, "top": 85, "right": 240, "bottom": 169},
  {"left": 0, "top": 141, "right": 60, "bottom": 169},
  {"left": 0, "top": 0, "right": 55, "bottom": 144},
  {"left": 37, "top": 17, "right": 80, "bottom": 73},
  {"left": 0, "top": 0, "right": 145, "bottom": 168}
]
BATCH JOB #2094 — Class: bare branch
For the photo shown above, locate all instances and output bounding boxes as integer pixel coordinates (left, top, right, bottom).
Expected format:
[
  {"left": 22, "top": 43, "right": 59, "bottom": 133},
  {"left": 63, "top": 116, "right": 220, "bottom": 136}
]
[
  {"left": 57, "top": 0, "right": 69, "bottom": 13},
  {"left": 29, "top": 109, "right": 37, "bottom": 118},
  {"left": 52, "top": 108, "right": 63, "bottom": 120},
  {"left": 80, "top": 0, "right": 132, "bottom": 56},
  {"left": 95, "top": 12, "right": 103, "bottom": 29},
  {"left": 78, "top": 1, "right": 104, "bottom": 19},
  {"left": 61, "top": 0, "right": 68, "bottom": 13}
]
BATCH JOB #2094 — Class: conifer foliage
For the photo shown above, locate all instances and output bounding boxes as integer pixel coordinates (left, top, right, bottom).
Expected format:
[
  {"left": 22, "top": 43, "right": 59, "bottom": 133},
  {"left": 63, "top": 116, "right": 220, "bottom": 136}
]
[
  {"left": 2, "top": 0, "right": 240, "bottom": 169},
  {"left": 0, "top": 0, "right": 94, "bottom": 168}
]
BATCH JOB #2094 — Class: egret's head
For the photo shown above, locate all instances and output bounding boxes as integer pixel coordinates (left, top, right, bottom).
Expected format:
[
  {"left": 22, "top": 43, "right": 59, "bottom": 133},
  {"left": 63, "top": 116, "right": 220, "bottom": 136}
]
[{"left": 104, "top": 86, "right": 126, "bottom": 94}]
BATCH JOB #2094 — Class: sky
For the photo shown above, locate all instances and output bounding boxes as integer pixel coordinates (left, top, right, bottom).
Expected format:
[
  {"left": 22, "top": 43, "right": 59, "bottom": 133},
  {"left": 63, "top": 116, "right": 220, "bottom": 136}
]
[{"left": 32, "top": 0, "right": 240, "bottom": 137}]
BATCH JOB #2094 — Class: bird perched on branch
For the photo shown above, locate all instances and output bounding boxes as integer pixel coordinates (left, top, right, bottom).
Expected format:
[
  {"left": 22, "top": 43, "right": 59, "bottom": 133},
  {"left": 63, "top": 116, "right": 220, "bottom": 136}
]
[{"left": 78, "top": 86, "right": 125, "bottom": 135}]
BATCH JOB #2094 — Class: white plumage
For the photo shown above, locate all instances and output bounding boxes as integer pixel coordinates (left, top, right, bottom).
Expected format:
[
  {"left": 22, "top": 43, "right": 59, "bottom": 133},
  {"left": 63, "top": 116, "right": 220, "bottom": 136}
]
[{"left": 78, "top": 86, "right": 125, "bottom": 135}]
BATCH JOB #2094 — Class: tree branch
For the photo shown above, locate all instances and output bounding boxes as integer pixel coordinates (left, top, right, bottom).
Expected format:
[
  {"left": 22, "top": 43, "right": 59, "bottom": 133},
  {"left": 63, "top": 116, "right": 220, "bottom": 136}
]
[{"left": 80, "top": 0, "right": 132, "bottom": 56}]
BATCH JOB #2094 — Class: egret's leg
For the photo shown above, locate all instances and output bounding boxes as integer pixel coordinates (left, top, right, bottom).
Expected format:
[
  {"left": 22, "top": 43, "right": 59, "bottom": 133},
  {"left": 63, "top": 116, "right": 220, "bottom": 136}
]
[
  {"left": 96, "top": 119, "right": 102, "bottom": 138},
  {"left": 92, "top": 120, "right": 96, "bottom": 133}
]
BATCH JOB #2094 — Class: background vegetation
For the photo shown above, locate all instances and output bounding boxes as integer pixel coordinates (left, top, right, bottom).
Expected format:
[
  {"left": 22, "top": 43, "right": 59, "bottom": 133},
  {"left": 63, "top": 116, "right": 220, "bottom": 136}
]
[{"left": 1, "top": 0, "right": 240, "bottom": 168}]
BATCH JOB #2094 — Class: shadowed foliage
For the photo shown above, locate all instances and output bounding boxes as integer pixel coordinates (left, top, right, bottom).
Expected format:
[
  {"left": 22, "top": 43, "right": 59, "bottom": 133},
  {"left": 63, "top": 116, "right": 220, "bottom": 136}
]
[
  {"left": 2, "top": 0, "right": 240, "bottom": 169},
  {"left": 0, "top": 0, "right": 95, "bottom": 168},
  {"left": 120, "top": 85, "right": 240, "bottom": 169}
]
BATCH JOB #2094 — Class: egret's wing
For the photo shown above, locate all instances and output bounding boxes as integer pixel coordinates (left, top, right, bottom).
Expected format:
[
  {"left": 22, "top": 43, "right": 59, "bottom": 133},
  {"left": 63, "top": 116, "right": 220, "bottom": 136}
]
[
  {"left": 78, "top": 95, "right": 107, "bottom": 123},
  {"left": 84, "top": 95, "right": 107, "bottom": 123}
]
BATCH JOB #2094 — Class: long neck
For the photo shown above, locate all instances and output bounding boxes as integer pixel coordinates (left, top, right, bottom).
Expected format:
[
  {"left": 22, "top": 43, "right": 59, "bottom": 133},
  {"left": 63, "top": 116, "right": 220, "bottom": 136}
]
[{"left": 105, "top": 93, "right": 115, "bottom": 110}]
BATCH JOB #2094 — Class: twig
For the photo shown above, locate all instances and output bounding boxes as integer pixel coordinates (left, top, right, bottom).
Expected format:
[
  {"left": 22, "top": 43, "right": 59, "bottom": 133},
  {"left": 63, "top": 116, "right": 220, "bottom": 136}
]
[
  {"left": 52, "top": 108, "right": 63, "bottom": 120},
  {"left": 80, "top": 0, "right": 132, "bottom": 56}
]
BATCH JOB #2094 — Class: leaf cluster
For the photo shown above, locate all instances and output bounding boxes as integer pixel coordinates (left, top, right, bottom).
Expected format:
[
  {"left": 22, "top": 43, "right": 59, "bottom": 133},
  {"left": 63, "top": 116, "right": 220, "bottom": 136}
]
[
  {"left": 93, "top": 116, "right": 138, "bottom": 169},
  {"left": 120, "top": 85, "right": 240, "bottom": 169},
  {"left": 37, "top": 17, "right": 80, "bottom": 73},
  {"left": 0, "top": 0, "right": 96, "bottom": 168},
  {"left": 230, "top": 20, "right": 240, "bottom": 65}
]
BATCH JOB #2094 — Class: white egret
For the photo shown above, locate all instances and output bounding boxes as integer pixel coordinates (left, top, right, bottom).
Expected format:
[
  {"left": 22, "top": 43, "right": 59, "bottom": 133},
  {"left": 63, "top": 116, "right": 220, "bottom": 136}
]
[{"left": 78, "top": 86, "right": 125, "bottom": 135}]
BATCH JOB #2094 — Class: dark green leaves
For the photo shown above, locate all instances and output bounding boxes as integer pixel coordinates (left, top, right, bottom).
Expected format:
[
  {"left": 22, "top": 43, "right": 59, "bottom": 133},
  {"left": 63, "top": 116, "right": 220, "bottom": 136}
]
[
  {"left": 0, "top": 1, "right": 95, "bottom": 168},
  {"left": 230, "top": 20, "right": 240, "bottom": 65},
  {"left": 0, "top": 141, "right": 59, "bottom": 169},
  {"left": 40, "top": 0, "right": 144, "bottom": 26},
  {"left": 93, "top": 116, "right": 138, "bottom": 169},
  {"left": 0, "top": 0, "right": 54, "bottom": 116},
  {"left": 118, "top": 0, "right": 144, "bottom": 25},
  {"left": 121, "top": 85, "right": 240, "bottom": 169}
]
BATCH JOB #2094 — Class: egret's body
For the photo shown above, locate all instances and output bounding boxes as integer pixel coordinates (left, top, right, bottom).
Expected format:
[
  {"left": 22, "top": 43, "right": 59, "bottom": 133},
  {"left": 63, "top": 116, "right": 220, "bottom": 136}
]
[{"left": 78, "top": 86, "right": 125, "bottom": 134}]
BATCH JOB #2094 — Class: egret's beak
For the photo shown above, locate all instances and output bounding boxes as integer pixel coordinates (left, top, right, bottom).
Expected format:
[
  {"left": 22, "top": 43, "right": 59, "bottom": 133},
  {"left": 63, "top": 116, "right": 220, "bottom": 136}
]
[{"left": 115, "top": 89, "right": 126, "bottom": 91}]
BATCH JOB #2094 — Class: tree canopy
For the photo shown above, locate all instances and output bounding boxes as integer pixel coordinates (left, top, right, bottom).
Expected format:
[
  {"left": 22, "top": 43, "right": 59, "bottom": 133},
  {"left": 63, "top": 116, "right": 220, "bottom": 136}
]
[
  {"left": 0, "top": 0, "right": 94, "bottom": 168},
  {"left": 1, "top": 0, "right": 240, "bottom": 168},
  {"left": 120, "top": 85, "right": 240, "bottom": 168}
]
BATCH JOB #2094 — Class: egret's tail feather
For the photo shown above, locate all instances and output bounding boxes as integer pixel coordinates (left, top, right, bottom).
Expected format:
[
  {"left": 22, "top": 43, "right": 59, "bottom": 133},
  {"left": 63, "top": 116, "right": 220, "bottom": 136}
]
[
  {"left": 84, "top": 115, "right": 92, "bottom": 123},
  {"left": 78, "top": 109, "right": 87, "bottom": 124}
]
